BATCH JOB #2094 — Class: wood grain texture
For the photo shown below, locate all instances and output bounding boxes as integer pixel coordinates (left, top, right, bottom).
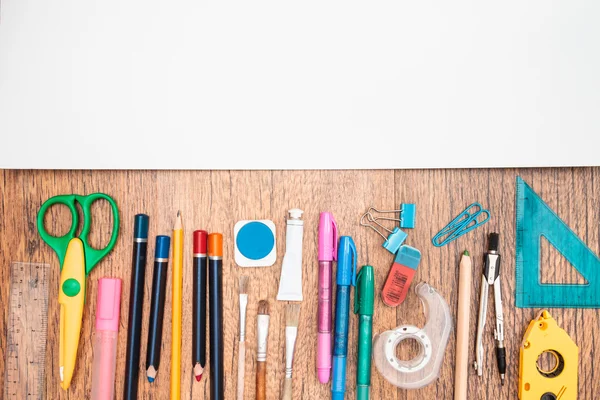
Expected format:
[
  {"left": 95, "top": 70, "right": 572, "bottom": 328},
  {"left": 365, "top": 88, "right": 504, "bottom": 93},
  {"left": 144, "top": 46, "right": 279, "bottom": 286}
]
[
  {"left": 0, "top": 168, "right": 599, "bottom": 399},
  {"left": 256, "top": 360, "right": 267, "bottom": 400}
]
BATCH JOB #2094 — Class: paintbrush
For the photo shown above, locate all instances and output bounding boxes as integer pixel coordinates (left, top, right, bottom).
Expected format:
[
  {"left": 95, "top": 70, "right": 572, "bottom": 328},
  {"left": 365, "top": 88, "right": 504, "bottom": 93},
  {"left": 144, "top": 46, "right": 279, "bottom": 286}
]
[
  {"left": 282, "top": 304, "right": 301, "bottom": 400},
  {"left": 256, "top": 300, "right": 270, "bottom": 400},
  {"left": 237, "top": 276, "right": 249, "bottom": 400}
]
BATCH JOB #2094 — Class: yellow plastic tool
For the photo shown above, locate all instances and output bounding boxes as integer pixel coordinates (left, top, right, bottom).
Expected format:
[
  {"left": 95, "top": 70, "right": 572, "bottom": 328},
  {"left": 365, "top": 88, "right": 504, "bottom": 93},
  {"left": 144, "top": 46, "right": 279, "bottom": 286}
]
[
  {"left": 518, "top": 310, "right": 578, "bottom": 400},
  {"left": 58, "top": 239, "right": 86, "bottom": 389}
]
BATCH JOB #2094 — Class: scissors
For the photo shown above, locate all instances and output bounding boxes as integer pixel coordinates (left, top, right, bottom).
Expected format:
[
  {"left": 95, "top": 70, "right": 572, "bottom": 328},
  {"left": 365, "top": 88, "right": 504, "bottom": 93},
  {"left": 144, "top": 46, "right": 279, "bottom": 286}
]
[{"left": 37, "top": 193, "right": 120, "bottom": 390}]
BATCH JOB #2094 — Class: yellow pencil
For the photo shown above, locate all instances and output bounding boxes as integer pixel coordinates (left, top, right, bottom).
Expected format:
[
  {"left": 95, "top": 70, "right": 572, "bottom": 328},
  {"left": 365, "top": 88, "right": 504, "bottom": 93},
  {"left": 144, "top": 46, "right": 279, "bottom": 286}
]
[{"left": 171, "top": 211, "right": 183, "bottom": 400}]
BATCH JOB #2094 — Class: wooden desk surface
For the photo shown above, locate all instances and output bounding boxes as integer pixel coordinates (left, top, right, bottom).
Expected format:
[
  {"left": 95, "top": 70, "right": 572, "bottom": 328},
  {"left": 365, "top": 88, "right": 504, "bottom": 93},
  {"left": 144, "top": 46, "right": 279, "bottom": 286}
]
[{"left": 1, "top": 168, "right": 599, "bottom": 399}]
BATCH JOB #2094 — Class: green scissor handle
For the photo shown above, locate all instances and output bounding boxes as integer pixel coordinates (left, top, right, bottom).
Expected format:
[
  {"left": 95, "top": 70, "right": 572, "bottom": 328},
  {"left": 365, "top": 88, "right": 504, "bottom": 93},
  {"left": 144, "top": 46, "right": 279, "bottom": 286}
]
[{"left": 37, "top": 193, "right": 120, "bottom": 275}]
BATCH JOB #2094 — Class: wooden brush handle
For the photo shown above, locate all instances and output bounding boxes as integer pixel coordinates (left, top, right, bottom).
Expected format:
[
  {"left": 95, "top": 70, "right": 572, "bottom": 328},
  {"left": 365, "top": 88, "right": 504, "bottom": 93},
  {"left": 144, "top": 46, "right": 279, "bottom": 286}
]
[
  {"left": 256, "top": 361, "right": 267, "bottom": 400},
  {"left": 281, "top": 377, "right": 292, "bottom": 400},
  {"left": 237, "top": 341, "right": 246, "bottom": 400}
]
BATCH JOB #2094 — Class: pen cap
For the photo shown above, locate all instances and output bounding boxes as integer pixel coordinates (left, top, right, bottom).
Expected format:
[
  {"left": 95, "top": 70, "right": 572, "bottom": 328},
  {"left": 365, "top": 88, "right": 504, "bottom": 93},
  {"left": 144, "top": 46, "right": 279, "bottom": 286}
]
[
  {"left": 194, "top": 230, "right": 208, "bottom": 254},
  {"left": 208, "top": 233, "right": 223, "bottom": 257},
  {"left": 354, "top": 265, "right": 375, "bottom": 315},
  {"left": 318, "top": 212, "right": 338, "bottom": 261},
  {"left": 337, "top": 236, "right": 357, "bottom": 286},
  {"left": 133, "top": 214, "right": 149, "bottom": 239},
  {"left": 155, "top": 235, "right": 171, "bottom": 259},
  {"left": 95, "top": 278, "right": 122, "bottom": 332}
]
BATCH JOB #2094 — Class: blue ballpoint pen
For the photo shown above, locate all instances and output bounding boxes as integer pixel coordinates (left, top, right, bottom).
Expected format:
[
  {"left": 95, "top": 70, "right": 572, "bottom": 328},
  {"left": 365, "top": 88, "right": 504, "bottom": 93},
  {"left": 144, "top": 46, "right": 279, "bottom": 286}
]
[{"left": 332, "top": 236, "right": 357, "bottom": 400}]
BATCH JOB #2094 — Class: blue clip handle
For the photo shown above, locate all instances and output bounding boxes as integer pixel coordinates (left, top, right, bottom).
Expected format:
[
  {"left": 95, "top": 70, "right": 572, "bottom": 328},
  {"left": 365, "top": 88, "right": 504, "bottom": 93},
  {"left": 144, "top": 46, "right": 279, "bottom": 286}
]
[
  {"left": 400, "top": 203, "right": 416, "bottom": 229},
  {"left": 382, "top": 227, "right": 407, "bottom": 254},
  {"left": 432, "top": 203, "right": 490, "bottom": 247}
]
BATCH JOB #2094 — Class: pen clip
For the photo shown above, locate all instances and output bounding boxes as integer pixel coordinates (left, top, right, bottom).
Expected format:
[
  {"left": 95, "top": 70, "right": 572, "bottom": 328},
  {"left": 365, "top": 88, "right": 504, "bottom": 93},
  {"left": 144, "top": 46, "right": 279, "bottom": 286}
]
[
  {"left": 354, "top": 267, "right": 364, "bottom": 314},
  {"left": 350, "top": 239, "right": 357, "bottom": 287},
  {"left": 332, "top": 217, "right": 338, "bottom": 261}
]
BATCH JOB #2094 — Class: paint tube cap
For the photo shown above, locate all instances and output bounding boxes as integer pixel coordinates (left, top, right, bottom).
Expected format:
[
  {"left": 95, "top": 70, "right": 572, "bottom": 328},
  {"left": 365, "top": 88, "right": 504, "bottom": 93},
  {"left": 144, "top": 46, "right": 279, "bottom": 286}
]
[
  {"left": 96, "top": 278, "right": 122, "bottom": 332},
  {"left": 289, "top": 208, "right": 304, "bottom": 219}
]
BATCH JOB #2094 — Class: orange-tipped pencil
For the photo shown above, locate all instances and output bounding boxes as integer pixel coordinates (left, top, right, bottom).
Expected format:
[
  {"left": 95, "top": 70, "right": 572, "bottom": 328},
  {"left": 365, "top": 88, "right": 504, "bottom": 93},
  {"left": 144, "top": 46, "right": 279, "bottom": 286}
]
[{"left": 208, "top": 233, "right": 224, "bottom": 400}]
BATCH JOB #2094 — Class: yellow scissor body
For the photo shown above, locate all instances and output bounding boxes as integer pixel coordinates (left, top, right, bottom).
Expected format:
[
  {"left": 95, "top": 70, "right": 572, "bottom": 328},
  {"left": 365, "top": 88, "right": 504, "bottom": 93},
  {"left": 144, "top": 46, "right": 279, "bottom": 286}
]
[{"left": 58, "top": 238, "right": 86, "bottom": 390}]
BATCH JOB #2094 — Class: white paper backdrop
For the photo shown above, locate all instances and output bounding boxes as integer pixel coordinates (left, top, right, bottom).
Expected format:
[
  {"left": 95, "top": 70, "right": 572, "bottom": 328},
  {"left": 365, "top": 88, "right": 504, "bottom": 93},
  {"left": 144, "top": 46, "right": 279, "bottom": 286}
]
[{"left": 1, "top": 1, "right": 599, "bottom": 169}]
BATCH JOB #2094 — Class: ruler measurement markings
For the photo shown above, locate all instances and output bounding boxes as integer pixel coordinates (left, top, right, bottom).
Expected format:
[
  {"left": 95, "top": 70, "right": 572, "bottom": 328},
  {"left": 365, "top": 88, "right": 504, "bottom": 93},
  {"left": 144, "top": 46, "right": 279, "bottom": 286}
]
[{"left": 3, "top": 262, "right": 50, "bottom": 400}]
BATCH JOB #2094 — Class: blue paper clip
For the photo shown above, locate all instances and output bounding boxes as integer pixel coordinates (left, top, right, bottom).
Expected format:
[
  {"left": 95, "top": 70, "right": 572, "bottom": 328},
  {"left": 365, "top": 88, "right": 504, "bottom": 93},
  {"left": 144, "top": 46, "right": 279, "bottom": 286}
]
[{"left": 432, "top": 203, "right": 490, "bottom": 247}]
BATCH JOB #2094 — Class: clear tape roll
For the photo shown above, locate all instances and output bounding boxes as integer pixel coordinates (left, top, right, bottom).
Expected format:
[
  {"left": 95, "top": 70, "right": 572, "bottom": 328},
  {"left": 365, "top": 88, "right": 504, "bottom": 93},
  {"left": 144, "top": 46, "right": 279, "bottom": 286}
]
[{"left": 373, "top": 282, "right": 452, "bottom": 389}]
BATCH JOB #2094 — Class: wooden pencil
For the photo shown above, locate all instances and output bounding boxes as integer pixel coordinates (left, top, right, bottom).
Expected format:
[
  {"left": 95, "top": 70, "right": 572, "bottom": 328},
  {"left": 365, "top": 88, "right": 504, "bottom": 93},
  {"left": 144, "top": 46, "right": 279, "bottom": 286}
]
[
  {"left": 454, "top": 250, "right": 472, "bottom": 400},
  {"left": 171, "top": 212, "right": 184, "bottom": 400}
]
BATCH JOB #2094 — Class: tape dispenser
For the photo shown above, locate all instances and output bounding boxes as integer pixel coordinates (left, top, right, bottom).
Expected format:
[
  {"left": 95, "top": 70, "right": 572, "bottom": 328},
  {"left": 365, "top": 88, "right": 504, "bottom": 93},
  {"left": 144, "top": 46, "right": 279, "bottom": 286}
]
[
  {"left": 373, "top": 282, "right": 452, "bottom": 389},
  {"left": 518, "top": 310, "right": 578, "bottom": 400}
]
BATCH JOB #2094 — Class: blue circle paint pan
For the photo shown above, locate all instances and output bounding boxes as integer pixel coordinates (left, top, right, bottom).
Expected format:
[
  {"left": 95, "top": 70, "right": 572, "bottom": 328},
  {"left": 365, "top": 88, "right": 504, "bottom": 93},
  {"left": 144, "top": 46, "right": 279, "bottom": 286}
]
[{"left": 234, "top": 220, "right": 277, "bottom": 267}]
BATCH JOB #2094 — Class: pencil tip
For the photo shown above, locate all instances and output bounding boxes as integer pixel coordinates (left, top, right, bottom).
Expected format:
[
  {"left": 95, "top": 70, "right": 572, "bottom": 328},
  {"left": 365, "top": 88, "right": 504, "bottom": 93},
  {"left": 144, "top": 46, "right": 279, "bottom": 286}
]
[
  {"left": 463, "top": 250, "right": 470, "bottom": 256},
  {"left": 174, "top": 211, "right": 183, "bottom": 229},
  {"left": 194, "top": 363, "right": 204, "bottom": 382},
  {"left": 147, "top": 365, "right": 157, "bottom": 382}
]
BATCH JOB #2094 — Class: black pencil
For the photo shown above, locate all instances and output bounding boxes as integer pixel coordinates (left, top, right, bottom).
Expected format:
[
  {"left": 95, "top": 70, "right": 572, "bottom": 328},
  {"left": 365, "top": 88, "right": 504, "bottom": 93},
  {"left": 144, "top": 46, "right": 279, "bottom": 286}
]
[
  {"left": 193, "top": 230, "right": 208, "bottom": 382},
  {"left": 146, "top": 235, "right": 170, "bottom": 382},
  {"left": 124, "top": 214, "right": 149, "bottom": 400},
  {"left": 208, "top": 233, "right": 224, "bottom": 400}
]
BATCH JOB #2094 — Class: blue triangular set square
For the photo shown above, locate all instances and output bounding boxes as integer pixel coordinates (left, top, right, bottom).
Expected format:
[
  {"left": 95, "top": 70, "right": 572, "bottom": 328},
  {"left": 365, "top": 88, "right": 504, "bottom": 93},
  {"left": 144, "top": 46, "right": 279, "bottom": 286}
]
[{"left": 515, "top": 177, "right": 600, "bottom": 308}]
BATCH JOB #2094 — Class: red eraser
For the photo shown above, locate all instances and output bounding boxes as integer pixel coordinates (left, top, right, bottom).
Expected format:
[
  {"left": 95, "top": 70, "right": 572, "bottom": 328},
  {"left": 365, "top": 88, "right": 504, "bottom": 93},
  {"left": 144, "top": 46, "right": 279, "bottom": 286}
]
[
  {"left": 381, "top": 262, "right": 417, "bottom": 307},
  {"left": 193, "top": 230, "right": 208, "bottom": 254}
]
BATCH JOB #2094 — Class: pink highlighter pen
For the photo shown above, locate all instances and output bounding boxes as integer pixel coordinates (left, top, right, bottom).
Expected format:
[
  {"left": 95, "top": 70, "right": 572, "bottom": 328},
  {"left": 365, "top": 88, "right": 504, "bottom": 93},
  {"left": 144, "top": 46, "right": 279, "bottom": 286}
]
[
  {"left": 91, "top": 278, "right": 122, "bottom": 400},
  {"left": 317, "top": 212, "right": 338, "bottom": 384}
]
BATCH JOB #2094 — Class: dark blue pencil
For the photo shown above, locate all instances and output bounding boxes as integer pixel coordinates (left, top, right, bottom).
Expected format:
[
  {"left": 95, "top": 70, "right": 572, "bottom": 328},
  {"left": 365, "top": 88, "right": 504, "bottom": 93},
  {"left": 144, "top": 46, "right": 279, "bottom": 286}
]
[
  {"left": 146, "top": 235, "right": 170, "bottom": 382},
  {"left": 124, "top": 214, "right": 149, "bottom": 400}
]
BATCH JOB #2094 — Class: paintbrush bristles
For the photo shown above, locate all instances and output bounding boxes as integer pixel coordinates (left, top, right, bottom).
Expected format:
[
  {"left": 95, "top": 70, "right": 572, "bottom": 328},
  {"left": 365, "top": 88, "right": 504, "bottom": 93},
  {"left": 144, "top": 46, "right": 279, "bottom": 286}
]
[
  {"left": 239, "top": 276, "right": 249, "bottom": 294},
  {"left": 285, "top": 304, "right": 300, "bottom": 327},
  {"left": 258, "top": 300, "right": 270, "bottom": 315}
]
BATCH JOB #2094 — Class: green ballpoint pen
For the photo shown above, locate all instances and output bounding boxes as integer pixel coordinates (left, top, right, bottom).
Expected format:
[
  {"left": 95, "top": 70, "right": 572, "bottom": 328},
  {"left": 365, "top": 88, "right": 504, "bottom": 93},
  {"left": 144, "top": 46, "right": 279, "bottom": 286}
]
[{"left": 355, "top": 265, "right": 375, "bottom": 400}]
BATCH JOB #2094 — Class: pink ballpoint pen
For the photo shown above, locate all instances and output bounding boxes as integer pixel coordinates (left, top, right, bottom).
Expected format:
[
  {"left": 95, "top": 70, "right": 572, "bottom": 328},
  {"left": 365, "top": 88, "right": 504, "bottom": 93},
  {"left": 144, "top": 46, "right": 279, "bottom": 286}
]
[{"left": 317, "top": 212, "right": 338, "bottom": 384}]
